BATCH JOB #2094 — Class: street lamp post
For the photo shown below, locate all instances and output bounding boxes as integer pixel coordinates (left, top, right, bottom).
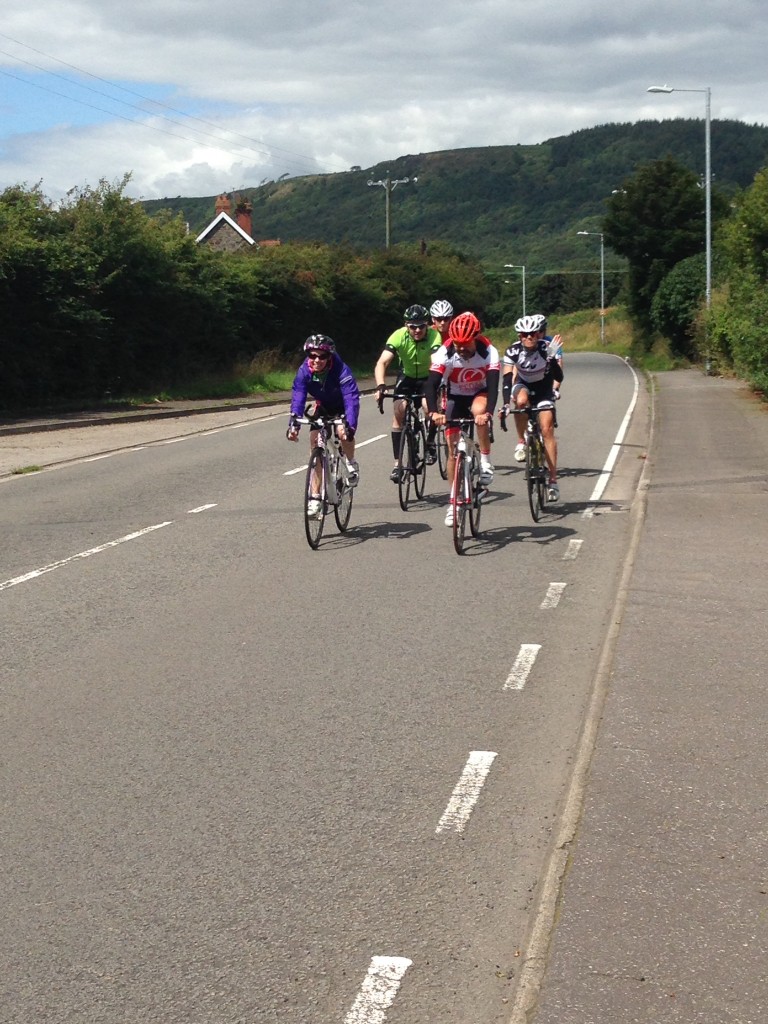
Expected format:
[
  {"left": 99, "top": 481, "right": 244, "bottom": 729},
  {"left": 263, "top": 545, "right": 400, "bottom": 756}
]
[
  {"left": 647, "top": 84, "right": 712, "bottom": 309},
  {"left": 367, "top": 172, "right": 417, "bottom": 249},
  {"left": 576, "top": 231, "right": 605, "bottom": 344},
  {"left": 503, "top": 264, "right": 526, "bottom": 314}
]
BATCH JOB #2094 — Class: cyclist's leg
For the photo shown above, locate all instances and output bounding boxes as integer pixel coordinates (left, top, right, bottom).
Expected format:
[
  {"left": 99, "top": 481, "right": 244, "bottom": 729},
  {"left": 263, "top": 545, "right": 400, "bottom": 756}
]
[
  {"left": 512, "top": 383, "right": 530, "bottom": 459},
  {"left": 471, "top": 392, "right": 493, "bottom": 483}
]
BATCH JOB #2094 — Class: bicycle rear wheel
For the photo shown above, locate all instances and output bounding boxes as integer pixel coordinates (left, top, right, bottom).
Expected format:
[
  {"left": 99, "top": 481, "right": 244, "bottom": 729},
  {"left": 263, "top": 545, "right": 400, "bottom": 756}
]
[
  {"left": 453, "top": 451, "right": 470, "bottom": 554},
  {"left": 304, "top": 448, "right": 327, "bottom": 548},
  {"left": 526, "top": 436, "right": 543, "bottom": 522},
  {"left": 334, "top": 464, "right": 354, "bottom": 532},
  {"left": 436, "top": 426, "right": 448, "bottom": 480},
  {"left": 398, "top": 427, "right": 416, "bottom": 511}
]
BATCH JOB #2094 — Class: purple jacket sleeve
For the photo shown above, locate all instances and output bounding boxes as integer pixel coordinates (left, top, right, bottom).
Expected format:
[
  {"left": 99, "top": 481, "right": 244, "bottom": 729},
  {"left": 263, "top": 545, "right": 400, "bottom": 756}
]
[
  {"left": 337, "top": 360, "right": 360, "bottom": 432},
  {"left": 290, "top": 364, "right": 311, "bottom": 418}
]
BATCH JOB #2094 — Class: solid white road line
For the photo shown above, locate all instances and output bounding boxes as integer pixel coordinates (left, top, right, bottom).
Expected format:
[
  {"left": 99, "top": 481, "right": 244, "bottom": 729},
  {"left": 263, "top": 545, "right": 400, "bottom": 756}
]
[
  {"left": 540, "top": 582, "right": 566, "bottom": 610},
  {"left": 504, "top": 644, "right": 541, "bottom": 691},
  {"left": 344, "top": 956, "right": 413, "bottom": 1024},
  {"left": 435, "top": 751, "right": 498, "bottom": 835},
  {"left": 0, "top": 521, "right": 173, "bottom": 593},
  {"left": 587, "top": 360, "right": 639, "bottom": 505},
  {"left": 563, "top": 538, "right": 583, "bottom": 560}
]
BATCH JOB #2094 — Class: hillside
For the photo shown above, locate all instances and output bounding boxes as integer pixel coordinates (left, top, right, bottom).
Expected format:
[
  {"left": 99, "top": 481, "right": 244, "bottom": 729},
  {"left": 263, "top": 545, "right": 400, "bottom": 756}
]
[{"left": 143, "top": 119, "right": 768, "bottom": 274}]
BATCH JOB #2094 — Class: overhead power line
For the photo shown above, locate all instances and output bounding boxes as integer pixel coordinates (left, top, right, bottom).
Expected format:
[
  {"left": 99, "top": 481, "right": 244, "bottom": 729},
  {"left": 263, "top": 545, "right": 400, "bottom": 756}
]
[{"left": 0, "top": 31, "right": 351, "bottom": 177}]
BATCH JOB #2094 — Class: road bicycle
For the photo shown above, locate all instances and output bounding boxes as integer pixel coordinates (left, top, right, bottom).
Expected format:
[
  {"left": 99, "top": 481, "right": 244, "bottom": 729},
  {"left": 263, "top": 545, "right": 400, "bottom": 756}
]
[
  {"left": 447, "top": 418, "right": 487, "bottom": 554},
  {"left": 377, "top": 388, "right": 428, "bottom": 510},
  {"left": 501, "top": 401, "right": 555, "bottom": 522},
  {"left": 297, "top": 414, "right": 354, "bottom": 549}
]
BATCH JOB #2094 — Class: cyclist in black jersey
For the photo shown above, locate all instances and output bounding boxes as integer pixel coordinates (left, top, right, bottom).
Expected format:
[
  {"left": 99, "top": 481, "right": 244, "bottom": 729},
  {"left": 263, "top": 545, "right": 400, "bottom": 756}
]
[
  {"left": 374, "top": 304, "right": 442, "bottom": 482},
  {"left": 501, "top": 314, "right": 563, "bottom": 502}
]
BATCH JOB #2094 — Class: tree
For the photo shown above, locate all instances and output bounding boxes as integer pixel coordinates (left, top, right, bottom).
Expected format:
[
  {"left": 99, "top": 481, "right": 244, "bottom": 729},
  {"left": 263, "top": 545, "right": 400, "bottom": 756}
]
[
  {"left": 603, "top": 157, "right": 705, "bottom": 336},
  {"left": 650, "top": 253, "right": 705, "bottom": 358}
]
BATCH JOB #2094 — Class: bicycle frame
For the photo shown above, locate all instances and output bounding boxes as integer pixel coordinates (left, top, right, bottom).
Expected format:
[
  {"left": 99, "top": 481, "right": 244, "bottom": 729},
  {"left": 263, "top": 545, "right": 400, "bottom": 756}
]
[
  {"left": 502, "top": 402, "right": 554, "bottom": 522},
  {"left": 378, "top": 388, "right": 429, "bottom": 509},
  {"left": 297, "top": 415, "right": 354, "bottom": 548},
  {"left": 447, "top": 418, "right": 486, "bottom": 553}
]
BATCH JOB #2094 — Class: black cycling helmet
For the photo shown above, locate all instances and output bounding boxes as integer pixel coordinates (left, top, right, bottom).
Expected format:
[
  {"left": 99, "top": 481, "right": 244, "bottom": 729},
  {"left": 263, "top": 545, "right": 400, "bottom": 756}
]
[
  {"left": 303, "top": 334, "right": 336, "bottom": 354},
  {"left": 404, "top": 304, "right": 429, "bottom": 326}
]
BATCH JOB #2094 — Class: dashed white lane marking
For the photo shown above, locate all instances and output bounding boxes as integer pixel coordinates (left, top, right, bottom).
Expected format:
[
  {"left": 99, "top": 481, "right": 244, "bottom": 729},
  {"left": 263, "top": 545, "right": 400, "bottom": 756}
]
[
  {"left": 344, "top": 956, "right": 413, "bottom": 1024},
  {"left": 540, "top": 582, "right": 566, "bottom": 610},
  {"left": 563, "top": 538, "right": 583, "bottom": 560},
  {"left": 436, "top": 751, "right": 498, "bottom": 835},
  {"left": 187, "top": 504, "right": 218, "bottom": 514},
  {"left": 0, "top": 521, "right": 173, "bottom": 592},
  {"left": 284, "top": 434, "right": 387, "bottom": 476},
  {"left": 504, "top": 644, "right": 541, "bottom": 691}
]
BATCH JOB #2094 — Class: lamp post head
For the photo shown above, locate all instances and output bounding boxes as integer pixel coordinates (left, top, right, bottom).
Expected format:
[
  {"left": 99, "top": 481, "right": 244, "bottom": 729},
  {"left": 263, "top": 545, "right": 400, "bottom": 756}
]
[{"left": 648, "top": 85, "right": 674, "bottom": 93}]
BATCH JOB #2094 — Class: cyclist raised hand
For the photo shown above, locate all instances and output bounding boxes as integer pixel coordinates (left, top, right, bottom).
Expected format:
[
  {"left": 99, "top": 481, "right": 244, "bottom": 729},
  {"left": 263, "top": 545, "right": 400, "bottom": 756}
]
[
  {"left": 287, "top": 336, "right": 361, "bottom": 507},
  {"left": 425, "top": 311, "right": 500, "bottom": 526},
  {"left": 501, "top": 314, "right": 563, "bottom": 502},
  {"left": 374, "top": 304, "right": 442, "bottom": 481}
]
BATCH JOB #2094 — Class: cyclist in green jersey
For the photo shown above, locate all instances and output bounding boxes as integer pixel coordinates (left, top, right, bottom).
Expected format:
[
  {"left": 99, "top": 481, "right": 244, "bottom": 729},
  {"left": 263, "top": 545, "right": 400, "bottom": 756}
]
[{"left": 374, "top": 304, "right": 442, "bottom": 482}]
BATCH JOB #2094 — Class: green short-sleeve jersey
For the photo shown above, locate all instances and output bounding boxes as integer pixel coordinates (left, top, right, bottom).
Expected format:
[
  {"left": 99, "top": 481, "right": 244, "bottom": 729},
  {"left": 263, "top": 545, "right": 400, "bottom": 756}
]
[{"left": 384, "top": 326, "right": 442, "bottom": 379}]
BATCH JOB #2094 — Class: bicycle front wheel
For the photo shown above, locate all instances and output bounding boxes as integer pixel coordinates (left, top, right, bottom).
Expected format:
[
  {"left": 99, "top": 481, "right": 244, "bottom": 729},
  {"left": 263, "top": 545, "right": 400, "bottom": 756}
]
[
  {"left": 398, "top": 427, "right": 416, "bottom": 511},
  {"left": 453, "top": 451, "right": 470, "bottom": 554},
  {"left": 436, "top": 426, "right": 448, "bottom": 480},
  {"left": 413, "top": 419, "right": 427, "bottom": 498},
  {"left": 304, "top": 448, "right": 327, "bottom": 549},
  {"left": 469, "top": 457, "right": 483, "bottom": 537},
  {"left": 526, "top": 436, "right": 543, "bottom": 522},
  {"left": 334, "top": 465, "right": 354, "bottom": 532}
]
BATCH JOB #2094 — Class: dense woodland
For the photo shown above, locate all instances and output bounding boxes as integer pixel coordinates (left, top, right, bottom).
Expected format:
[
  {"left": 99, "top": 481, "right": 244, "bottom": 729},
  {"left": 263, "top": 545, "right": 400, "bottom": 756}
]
[
  {"left": 144, "top": 119, "right": 768, "bottom": 272},
  {"left": 2, "top": 120, "right": 768, "bottom": 409}
]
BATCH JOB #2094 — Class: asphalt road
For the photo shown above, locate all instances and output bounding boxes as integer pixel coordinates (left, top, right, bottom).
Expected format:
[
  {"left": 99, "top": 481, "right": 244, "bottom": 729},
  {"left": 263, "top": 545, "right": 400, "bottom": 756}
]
[{"left": 1, "top": 353, "right": 646, "bottom": 1023}]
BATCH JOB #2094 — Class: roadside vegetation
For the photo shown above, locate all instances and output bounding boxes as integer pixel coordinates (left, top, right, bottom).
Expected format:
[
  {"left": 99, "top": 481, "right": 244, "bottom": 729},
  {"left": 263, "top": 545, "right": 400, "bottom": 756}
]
[{"left": 3, "top": 125, "right": 768, "bottom": 411}]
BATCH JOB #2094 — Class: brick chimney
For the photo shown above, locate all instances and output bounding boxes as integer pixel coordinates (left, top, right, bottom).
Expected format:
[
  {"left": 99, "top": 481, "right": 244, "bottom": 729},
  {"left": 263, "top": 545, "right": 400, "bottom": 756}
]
[
  {"left": 234, "top": 197, "right": 253, "bottom": 239},
  {"left": 215, "top": 193, "right": 231, "bottom": 216}
]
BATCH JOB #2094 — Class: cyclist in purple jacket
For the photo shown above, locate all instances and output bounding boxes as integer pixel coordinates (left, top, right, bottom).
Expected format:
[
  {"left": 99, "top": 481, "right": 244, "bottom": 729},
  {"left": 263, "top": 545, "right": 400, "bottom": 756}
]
[{"left": 287, "top": 335, "right": 360, "bottom": 493}]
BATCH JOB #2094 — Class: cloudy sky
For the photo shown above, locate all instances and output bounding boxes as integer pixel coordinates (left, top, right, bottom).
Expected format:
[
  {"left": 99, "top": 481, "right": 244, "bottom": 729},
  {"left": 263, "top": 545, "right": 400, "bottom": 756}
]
[{"left": 2, "top": 1, "right": 767, "bottom": 202}]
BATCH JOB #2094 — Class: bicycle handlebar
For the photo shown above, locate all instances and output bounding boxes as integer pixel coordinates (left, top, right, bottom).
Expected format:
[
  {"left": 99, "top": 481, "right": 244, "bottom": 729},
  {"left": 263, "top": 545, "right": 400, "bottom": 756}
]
[
  {"left": 375, "top": 387, "right": 425, "bottom": 413},
  {"left": 499, "top": 402, "right": 555, "bottom": 432}
]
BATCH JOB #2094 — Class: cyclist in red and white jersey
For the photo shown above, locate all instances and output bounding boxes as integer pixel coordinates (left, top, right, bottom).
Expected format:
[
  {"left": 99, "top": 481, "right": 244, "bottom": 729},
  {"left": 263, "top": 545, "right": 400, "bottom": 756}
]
[{"left": 425, "top": 311, "right": 500, "bottom": 526}]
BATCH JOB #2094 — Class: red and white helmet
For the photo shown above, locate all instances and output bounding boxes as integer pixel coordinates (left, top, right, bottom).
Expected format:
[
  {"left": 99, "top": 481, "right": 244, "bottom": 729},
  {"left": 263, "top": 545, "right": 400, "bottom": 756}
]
[{"left": 447, "top": 311, "right": 481, "bottom": 345}]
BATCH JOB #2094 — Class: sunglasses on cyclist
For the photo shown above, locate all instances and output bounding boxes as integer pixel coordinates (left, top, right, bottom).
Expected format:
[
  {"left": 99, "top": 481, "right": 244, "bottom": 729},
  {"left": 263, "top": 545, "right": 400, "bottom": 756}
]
[
  {"left": 407, "top": 322, "right": 428, "bottom": 329},
  {"left": 307, "top": 351, "right": 330, "bottom": 361},
  {"left": 518, "top": 332, "right": 537, "bottom": 338}
]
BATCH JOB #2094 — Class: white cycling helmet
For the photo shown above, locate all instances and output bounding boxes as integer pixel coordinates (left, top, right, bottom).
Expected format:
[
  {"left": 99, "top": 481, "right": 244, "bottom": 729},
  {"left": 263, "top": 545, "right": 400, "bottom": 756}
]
[
  {"left": 430, "top": 299, "right": 454, "bottom": 318},
  {"left": 514, "top": 314, "right": 541, "bottom": 334}
]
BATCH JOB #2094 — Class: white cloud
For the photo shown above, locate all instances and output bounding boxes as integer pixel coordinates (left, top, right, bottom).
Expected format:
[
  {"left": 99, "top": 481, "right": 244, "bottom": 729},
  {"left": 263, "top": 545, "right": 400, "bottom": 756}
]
[{"left": 2, "top": 1, "right": 768, "bottom": 200}]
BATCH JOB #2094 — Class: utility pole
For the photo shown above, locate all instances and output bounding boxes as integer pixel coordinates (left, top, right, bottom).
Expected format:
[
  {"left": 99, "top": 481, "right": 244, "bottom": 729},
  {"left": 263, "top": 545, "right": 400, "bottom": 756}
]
[
  {"left": 503, "top": 264, "right": 526, "bottom": 315},
  {"left": 367, "top": 173, "right": 417, "bottom": 248}
]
